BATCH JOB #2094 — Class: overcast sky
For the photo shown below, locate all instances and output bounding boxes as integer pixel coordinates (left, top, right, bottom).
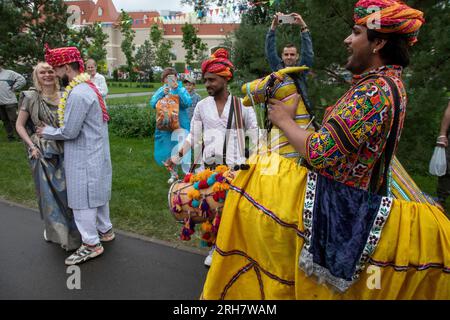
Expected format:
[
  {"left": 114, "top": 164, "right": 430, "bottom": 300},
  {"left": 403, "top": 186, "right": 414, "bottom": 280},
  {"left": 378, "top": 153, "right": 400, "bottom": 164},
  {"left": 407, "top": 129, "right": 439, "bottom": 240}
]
[{"left": 112, "top": 0, "right": 194, "bottom": 13}]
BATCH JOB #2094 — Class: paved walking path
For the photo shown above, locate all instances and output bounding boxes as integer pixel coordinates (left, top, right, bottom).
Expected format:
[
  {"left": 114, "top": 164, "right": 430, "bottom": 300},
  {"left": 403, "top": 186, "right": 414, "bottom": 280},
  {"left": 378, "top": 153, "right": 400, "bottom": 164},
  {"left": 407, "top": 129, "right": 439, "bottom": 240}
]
[{"left": 0, "top": 200, "right": 209, "bottom": 300}]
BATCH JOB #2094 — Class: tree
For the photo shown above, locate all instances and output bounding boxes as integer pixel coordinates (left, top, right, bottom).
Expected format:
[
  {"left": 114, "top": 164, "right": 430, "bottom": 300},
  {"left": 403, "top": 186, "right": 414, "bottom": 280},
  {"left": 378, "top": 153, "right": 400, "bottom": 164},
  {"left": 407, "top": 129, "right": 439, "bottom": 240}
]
[
  {"left": 135, "top": 39, "right": 155, "bottom": 80},
  {"left": 119, "top": 9, "right": 136, "bottom": 77},
  {"left": 149, "top": 24, "right": 173, "bottom": 68},
  {"left": 181, "top": 23, "right": 207, "bottom": 68},
  {"left": 0, "top": 0, "right": 70, "bottom": 73},
  {"left": 87, "top": 22, "right": 108, "bottom": 71}
]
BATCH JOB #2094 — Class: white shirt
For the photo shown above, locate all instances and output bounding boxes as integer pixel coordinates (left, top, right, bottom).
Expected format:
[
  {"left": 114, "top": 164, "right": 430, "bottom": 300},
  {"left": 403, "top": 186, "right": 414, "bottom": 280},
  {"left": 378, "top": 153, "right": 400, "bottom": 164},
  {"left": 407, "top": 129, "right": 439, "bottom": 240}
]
[
  {"left": 91, "top": 72, "right": 108, "bottom": 98},
  {"left": 186, "top": 94, "right": 258, "bottom": 167}
]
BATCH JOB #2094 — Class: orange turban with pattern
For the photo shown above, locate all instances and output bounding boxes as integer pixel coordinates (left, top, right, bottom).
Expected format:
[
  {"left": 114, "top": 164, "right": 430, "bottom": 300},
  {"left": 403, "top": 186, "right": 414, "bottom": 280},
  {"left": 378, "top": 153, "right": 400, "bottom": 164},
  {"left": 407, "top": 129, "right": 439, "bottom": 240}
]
[
  {"left": 354, "top": 0, "right": 425, "bottom": 46},
  {"left": 201, "top": 48, "right": 234, "bottom": 81},
  {"left": 44, "top": 44, "right": 85, "bottom": 72}
]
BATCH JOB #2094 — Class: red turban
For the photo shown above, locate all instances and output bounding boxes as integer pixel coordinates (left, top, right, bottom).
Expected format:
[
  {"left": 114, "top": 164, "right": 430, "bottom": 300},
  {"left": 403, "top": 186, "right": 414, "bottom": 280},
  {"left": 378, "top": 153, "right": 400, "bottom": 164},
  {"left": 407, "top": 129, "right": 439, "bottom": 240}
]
[
  {"left": 354, "top": 0, "right": 425, "bottom": 46},
  {"left": 44, "top": 44, "right": 85, "bottom": 72},
  {"left": 201, "top": 48, "right": 234, "bottom": 81}
]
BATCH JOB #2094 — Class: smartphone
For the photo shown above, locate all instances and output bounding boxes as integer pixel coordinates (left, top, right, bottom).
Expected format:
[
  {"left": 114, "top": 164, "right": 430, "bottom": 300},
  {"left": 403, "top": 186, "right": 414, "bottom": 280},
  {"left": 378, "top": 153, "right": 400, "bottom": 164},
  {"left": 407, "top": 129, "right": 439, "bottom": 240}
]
[
  {"left": 278, "top": 15, "right": 296, "bottom": 24},
  {"left": 167, "top": 75, "right": 177, "bottom": 88}
]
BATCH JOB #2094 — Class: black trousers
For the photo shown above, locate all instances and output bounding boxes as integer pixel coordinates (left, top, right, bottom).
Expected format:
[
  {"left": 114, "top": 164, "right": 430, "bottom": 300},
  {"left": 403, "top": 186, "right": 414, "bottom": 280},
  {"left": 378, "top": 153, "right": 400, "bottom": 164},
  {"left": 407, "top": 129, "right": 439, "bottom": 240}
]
[{"left": 0, "top": 103, "right": 18, "bottom": 140}]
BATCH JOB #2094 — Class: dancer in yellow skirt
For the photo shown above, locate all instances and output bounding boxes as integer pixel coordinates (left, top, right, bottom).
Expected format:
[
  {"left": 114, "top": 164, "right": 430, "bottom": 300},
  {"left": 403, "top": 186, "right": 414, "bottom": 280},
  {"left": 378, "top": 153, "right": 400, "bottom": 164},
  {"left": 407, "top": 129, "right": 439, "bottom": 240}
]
[{"left": 202, "top": 0, "right": 450, "bottom": 299}]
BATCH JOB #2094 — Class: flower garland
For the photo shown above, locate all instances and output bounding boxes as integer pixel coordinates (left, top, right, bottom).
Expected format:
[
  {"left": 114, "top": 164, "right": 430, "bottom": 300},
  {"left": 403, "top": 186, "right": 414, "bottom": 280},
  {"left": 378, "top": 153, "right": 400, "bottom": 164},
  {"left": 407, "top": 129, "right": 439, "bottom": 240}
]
[{"left": 57, "top": 73, "right": 91, "bottom": 127}]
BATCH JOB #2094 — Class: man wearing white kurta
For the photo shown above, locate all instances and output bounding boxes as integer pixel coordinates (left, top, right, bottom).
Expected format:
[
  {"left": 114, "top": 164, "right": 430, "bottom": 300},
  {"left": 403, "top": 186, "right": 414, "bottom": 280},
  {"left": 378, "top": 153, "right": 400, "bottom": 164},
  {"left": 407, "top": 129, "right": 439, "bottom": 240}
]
[
  {"left": 167, "top": 48, "right": 258, "bottom": 267},
  {"left": 37, "top": 45, "right": 114, "bottom": 265},
  {"left": 185, "top": 94, "right": 258, "bottom": 168}
]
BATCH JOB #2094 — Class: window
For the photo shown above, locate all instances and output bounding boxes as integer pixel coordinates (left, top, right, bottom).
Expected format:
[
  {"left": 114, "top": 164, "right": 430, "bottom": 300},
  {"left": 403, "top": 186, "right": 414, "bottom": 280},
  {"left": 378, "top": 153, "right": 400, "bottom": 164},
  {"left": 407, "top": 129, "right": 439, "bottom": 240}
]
[
  {"left": 98, "top": 7, "right": 103, "bottom": 17},
  {"left": 172, "top": 27, "right": 176, "bottom": 33}
]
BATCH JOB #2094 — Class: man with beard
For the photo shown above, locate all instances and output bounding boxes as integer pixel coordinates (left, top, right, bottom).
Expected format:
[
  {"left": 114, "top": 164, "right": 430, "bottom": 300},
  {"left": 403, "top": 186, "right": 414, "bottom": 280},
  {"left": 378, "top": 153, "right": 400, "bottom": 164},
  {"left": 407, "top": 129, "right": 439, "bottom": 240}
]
[
  {"left": 200, "top": 1, "right": 446, "bottom": 300},
  {"left": 36, "top": 45, "right": 114, "bottom": 265},
  {"left": 166, "top": 48, "right": 257, "bottom": 267},
  {"left": 265, "top": 12, "right": 314, "bottom": 115}
]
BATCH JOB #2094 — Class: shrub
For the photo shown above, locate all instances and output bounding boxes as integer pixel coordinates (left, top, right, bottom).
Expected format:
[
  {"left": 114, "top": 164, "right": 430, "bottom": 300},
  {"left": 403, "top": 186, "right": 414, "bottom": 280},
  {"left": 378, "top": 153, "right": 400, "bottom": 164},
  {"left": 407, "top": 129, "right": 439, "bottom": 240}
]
[
  {"left": 174, "top": 62, "right": 185, "bottom": 74},
  {"left": 108, "top": 106, "right": 155, "bottom": 138}
]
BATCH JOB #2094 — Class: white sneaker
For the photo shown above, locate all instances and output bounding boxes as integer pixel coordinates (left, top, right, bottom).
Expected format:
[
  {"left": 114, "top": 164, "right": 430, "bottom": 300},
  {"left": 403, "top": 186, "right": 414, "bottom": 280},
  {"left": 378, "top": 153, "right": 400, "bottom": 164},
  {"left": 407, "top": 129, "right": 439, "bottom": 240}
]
[
  {"left": 167, "top": 171, "right": 178, "bottom": 184},
  {"left": 167, "top": 177, "right": 176, "bottom": 184},
  {"left": 204, "top": 247, "right": 215, "bottom": 267}
]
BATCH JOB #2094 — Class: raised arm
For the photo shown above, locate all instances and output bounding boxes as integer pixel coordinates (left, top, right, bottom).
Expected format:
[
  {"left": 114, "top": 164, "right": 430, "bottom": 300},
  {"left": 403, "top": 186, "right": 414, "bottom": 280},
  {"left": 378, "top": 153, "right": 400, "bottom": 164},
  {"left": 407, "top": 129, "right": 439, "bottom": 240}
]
[
  {"left": 173, "top": 83, "right": 192, "bottom": 110},
  {"left": 290, "top": 12, "right": 314, "bottom": 69},
  {"left": 265, "top": 13, "right": 284, "bottom": 72}
]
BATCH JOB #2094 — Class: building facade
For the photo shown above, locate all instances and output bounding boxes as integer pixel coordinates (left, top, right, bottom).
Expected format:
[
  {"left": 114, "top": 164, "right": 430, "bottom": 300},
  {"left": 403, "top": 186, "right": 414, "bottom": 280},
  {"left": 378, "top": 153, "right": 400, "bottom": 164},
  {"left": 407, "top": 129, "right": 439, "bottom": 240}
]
[{"left": 64, "top": 0, "right": 239, "bottom": 73}]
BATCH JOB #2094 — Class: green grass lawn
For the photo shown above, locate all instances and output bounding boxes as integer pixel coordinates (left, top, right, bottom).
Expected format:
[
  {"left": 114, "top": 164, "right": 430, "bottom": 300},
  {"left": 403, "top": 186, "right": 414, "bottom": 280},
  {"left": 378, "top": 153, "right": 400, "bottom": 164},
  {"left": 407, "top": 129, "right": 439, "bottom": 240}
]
[
  {"left": 107, "top": 81, "right": 206, "bottom": 95},
  {"left": 0, "top": 122, "right": 448, "bottom": 246},
  {"left": 107, "top": 95, "right": 150, "bottom": 106}
]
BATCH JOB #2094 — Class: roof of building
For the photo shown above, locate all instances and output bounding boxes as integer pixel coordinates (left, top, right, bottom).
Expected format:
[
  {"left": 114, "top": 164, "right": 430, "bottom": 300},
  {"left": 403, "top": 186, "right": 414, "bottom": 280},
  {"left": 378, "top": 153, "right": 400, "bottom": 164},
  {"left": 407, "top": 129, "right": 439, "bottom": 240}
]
[
  {"left": 88, "top": 0, "right": 120, "bottom": 23},
  {"left": 63, "top": 0, "right": 239, "bottom": 34},
  {"left": 65, "top": 0, "right": 96, "bottom": 24}
]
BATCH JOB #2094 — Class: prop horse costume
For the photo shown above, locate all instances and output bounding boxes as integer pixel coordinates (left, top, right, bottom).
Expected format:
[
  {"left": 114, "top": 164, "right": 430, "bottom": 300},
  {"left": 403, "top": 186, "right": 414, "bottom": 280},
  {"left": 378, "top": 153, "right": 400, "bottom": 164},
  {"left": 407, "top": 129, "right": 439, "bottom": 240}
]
[{"left": 200, "top": 66, "right": 450, "bottom": 299}]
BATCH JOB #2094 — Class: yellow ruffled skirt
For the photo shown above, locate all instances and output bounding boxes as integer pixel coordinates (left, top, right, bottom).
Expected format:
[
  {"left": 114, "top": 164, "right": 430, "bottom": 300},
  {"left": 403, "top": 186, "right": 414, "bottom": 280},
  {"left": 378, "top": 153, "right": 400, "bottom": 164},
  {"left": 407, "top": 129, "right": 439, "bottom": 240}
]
[{"left": 201, "top": 153, "right": 450, "bottom": 300}]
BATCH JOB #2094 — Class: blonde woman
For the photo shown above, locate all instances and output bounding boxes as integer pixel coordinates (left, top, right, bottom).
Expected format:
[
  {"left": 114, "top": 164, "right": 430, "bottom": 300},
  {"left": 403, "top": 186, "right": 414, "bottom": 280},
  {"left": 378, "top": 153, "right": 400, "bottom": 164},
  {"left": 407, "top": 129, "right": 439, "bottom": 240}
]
[{"left": 16, "top": 62, "right": 81, "bottom": 251}]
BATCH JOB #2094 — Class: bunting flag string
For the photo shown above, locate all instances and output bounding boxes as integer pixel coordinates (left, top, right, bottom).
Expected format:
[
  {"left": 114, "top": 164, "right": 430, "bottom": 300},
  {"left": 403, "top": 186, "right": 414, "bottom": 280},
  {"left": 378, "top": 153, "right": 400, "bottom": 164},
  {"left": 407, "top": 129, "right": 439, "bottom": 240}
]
[{"left": 134, "top": 0, "right": 280, "bottom": 25}]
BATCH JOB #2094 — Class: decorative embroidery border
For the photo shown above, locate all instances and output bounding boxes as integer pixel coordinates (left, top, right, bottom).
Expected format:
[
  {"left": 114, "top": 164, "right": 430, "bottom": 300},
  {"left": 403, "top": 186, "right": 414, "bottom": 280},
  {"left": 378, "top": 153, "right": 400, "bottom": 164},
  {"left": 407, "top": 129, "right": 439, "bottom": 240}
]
[
  {"left": 353, "top": 196, "right": 393, "bottom": 280},
  {"left": 299, "top": 249, "right": 353, "bottom": 293},
  {"left": 369, "top": 258, "right": 450, "bottom": 273},
  {"left": 302, "top": 171, "right": 317, "bottom": 250},
  {"left": 215, "top": 246, "right": 295, "bottom": 286},
  {"left": 299, "top": 171, "right": 395, "bottom": 292},
  {"left": 221, "top": 262, "right": 255, "bottom": 300},
  {"left": 228, "top": 183, "right": 306, "bottom": 239}
]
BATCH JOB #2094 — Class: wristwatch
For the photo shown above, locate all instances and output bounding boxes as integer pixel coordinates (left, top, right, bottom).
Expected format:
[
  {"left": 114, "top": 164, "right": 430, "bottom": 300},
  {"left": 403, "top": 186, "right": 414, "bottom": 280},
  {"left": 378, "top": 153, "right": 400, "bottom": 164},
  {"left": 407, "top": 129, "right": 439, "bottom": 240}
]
[{"left": 301, "top": 25, "right": 309, "bottom": 32}]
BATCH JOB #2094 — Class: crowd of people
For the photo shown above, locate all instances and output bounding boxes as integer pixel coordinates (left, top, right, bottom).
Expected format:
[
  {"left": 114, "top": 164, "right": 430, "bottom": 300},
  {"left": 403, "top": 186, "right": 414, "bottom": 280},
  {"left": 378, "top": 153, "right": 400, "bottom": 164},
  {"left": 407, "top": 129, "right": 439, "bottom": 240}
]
[{"left": 0, "top": 0, "right": 449, "bottom": 299}]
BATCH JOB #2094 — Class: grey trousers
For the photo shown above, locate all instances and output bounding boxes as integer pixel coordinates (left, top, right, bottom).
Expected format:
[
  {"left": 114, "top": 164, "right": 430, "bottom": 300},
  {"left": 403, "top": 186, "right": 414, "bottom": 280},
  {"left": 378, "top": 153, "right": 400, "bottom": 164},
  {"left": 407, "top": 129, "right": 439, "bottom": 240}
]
[{"left": 0, "top": 103, "right": 18, "bottom": 139}]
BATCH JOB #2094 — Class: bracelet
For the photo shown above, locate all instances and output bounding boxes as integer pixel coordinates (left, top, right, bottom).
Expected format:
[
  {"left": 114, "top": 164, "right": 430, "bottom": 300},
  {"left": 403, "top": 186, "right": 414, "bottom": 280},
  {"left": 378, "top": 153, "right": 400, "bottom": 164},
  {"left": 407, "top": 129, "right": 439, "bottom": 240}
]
[
  {"left": 437, "top": 135, "right": 447, "bottom": 139},
  {"left": 28, "top": 144, "right": 38, "bottom": 153},
  {"left": 301, "top": 25, "right": 309, "bottom": 32}
]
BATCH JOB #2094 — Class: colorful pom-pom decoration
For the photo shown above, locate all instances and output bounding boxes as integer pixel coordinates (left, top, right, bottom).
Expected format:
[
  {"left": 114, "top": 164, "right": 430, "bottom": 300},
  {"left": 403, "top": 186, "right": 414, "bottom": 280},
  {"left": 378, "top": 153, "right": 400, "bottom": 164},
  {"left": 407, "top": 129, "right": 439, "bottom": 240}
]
[
  {"left": 191, "top": 199, "right": 200, "bottom": 208},
  {"left": 198, "top": 180, "right": 209, "bottom": 189},
  {"left": 187, "top": 189, "right": 201, "bottom": 200},
  {"left": 183, "top": 173, "right": 193, "bottom": 183}
]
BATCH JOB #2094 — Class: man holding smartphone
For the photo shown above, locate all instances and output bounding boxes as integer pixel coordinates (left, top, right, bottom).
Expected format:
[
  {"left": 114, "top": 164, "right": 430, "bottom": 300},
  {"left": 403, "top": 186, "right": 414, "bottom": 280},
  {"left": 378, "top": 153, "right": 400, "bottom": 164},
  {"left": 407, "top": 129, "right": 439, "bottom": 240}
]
[{"left": 265, "top": 12, "right": 314, "bottom": 114}]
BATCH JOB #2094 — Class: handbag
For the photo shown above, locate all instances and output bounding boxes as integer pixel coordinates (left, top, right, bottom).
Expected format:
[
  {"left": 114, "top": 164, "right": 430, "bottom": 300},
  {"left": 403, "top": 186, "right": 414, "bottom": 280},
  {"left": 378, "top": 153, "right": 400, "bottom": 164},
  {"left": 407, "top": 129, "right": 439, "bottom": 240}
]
[
  {"left": 156, "top": 94, "right": 180, "bottom": 131},
  {"left": 429, "top": 146, "right": 447, "bottom": 176}
]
